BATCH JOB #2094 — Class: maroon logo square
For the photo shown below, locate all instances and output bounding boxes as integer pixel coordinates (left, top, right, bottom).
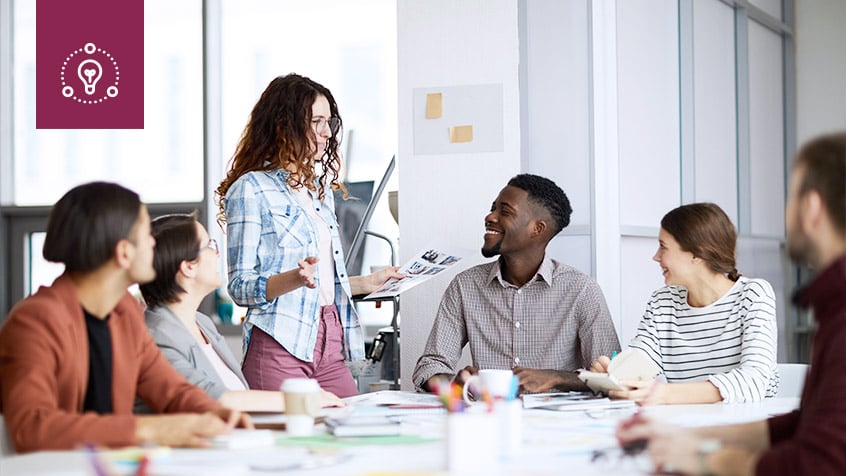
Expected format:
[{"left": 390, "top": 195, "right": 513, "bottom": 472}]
[{"left": 36, "top": 0, "right": 144, "bottom": 129}]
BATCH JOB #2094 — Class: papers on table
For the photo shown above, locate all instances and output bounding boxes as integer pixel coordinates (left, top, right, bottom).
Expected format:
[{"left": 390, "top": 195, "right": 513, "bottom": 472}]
[
  {"left": 521, "top": 392, "right": 637, "bottom": 412},
  {"left": 364, "top": 247, "right": 465, "bottom": 300},
  {"left": 342, "top": 390, "right": 443, "bottom": 406}
]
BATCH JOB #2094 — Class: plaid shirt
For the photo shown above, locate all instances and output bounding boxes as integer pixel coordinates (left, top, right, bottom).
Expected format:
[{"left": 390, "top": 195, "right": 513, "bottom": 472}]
[
  {"left": 224, "top": 169, "right": 363, "bottom": 362},
  {"left": 413, "top": 255, "right": 620, "bottom": 390}
]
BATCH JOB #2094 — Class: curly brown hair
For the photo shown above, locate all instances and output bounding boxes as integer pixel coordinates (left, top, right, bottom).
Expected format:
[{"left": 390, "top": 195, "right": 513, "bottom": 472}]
[{"left": 215, "top": 74, "right": 345, "bottom": 227}]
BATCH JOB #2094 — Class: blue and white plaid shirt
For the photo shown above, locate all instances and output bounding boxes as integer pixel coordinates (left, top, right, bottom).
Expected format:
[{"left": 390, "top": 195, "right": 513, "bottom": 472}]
[{"left": 224, "top": 169, "right": 364, "bottom": 362}]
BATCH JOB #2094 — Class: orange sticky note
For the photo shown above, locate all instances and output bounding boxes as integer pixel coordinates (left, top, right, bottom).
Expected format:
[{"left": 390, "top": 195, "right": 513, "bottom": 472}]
[
  {"left": 425, "top": 93, "right": 442, "bottom": 119},
  {"left": 449, "top": 125, "right": 473, "bottom": 143}
]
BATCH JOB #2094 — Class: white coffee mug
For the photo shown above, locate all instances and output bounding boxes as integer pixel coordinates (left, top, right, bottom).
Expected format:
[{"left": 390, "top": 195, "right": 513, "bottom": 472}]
[
  {"left": 281, "top": 378, "right": 321, "bottom": 436},
  {"left": 462, "top": 369, "right": 515, "bottom": 403}
]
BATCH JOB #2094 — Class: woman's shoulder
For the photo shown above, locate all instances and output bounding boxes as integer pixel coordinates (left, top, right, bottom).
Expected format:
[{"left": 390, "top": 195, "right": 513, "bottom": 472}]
[
  {"left": 735, "top": 276, "right": 776, "bottom": 303},
  {"left": 226, "top": 170, "right": 285, "bottom": 197}
]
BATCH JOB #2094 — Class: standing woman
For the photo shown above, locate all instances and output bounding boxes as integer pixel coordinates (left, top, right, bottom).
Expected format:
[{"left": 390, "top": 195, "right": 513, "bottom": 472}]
[
  {"left": 592, "top": 203, "right": 778, "bottom": 404},
  {"left": 215, "top": 74, "right": 401, "bottom": 397}
]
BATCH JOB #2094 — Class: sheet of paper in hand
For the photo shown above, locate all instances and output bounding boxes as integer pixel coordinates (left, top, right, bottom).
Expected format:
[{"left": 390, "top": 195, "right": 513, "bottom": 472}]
[
  {"left": 364, "top": 246, "right": 467, "bottom": 300},
  {"left": 578, "top": 349, "right": 661, "bottom": 395}
]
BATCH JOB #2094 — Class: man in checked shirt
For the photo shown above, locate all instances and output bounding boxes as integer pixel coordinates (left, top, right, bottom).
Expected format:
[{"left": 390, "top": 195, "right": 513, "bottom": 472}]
[{"left": 413, "top": 174, "right": 620, "bottom": 394}]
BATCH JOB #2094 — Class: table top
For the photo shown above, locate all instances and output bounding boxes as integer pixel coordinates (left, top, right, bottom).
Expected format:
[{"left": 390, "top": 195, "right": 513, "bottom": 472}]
[{"left": 0, "top": 394, "right": 799, "bottom": 476}]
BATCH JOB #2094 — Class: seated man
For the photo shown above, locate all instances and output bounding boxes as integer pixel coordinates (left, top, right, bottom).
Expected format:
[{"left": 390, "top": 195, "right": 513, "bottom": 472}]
[
  {"left": 0, "top": 182, "right": 250, "bottom": 453},
  {"left": 616, "top": 132, "right": 846, "bottom": 475},
  {"left": 413, "top": 174, "right": 620, "bottom": 393}
]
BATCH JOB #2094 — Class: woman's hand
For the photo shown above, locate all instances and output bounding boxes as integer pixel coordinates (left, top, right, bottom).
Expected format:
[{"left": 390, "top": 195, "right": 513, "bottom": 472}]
[
  {"left": 590, "top": 355, "right": 611, "bottom": 373},
  {"left": 609, "top": 380, "right": 665, "bottom": 405},
  {"left": 297, "top": 257, "right": 319, "bottom": 289},
  {"left": 350, "top": 266, "right": 404, "bottom": 295},
  {"left": 320, "top": 389, "right": 346, "bottom": 408}
]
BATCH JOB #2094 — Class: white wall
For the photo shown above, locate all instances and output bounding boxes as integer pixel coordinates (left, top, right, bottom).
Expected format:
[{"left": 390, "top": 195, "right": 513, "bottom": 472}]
[
  {"left": 796, "top": 0, "right": 846, "bottom": 144},
  {"left": 397, "top": 0, "right": 522, "bottom": 389}
]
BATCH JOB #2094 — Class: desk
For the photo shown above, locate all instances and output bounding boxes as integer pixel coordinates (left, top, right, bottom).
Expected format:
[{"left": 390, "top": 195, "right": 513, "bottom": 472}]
[{"left": 0, "top": 395, "right": 799, "bottom": 475}]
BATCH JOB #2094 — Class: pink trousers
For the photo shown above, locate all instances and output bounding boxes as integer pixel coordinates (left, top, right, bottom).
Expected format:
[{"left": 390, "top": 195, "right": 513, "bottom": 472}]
[{"left": 241, "top": 305, "right": 359, "bottom": 397}]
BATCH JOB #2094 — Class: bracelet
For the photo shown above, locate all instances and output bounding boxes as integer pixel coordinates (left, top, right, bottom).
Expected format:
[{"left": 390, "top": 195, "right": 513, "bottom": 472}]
[{"left": 697, "top": 439, "right": 721, "bottom": 476}]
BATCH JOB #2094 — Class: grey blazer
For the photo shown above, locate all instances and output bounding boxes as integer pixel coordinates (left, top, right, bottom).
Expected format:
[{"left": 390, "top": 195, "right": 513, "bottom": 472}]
[{"left": 143, "top": 305, "right": 248, "bottom": 399}]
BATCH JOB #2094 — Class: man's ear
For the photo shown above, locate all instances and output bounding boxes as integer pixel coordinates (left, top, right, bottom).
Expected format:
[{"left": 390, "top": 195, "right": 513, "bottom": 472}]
[
  {"left": 533, "top": 219, "right": 548, "bottom": 238},
  {"left": 801, "top": 190, "right": 824, "bottom": 234},
  {"left": 114, "top": 239, "right": 133, "bottom": 269}
]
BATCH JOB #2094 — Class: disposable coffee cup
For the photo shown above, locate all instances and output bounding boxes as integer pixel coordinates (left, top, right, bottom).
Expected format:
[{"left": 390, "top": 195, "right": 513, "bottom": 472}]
[{"left": 281, "top": 378, "right": 321, "bottom": 436}]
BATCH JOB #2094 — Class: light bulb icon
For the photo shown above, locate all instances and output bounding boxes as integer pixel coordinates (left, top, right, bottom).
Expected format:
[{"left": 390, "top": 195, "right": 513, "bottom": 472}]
[{"left": 77, "top": 59, "right": 103, "bottom": 95}]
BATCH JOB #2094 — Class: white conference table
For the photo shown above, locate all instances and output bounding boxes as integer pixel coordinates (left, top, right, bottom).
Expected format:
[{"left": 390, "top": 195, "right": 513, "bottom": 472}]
[{"left": 0, "top": 394, "right": 799, "bottom": 476}]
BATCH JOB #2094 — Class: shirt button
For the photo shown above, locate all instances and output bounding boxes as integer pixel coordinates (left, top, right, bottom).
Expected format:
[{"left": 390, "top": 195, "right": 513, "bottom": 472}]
[
  {"left": 515, "top": 321, "right": 521, "bottom": 329},
  {"left": 316, "top": 207, "right": 320, "bottom": 211},
  {"left": 516, "top": 289, "right": 522, "bottom": 294},
  {"left": 330, "top": 225, "right": 334, "bottom": 229},
  {"left": 340, "top": 274, "right": 345, "bottom": 278},
  {"left": 335, "top": 250, "right": 339, "bottom": 254},
  {"left": 514, "top": 357, "right": 521, "bottom": 364}
]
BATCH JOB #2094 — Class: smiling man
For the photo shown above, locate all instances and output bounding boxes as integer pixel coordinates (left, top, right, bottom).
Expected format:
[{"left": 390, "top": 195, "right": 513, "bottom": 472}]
[{"left": 413, "top": 174, "right": 620, "bottom": 393}]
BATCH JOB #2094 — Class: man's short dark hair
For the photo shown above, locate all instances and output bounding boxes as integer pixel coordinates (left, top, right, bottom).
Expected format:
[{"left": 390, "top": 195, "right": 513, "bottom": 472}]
[
  {"left": 139, "top": 213, "right": 201, "bottom": 308},
  {"left": 507, "top": 174, "right": 572, "bottom": 236},
  {"left": 795, "top": 132, "right": 846, "bottom": 236},
  {"left": 43, "top": 182, "right": 141, "bottom": 272}
]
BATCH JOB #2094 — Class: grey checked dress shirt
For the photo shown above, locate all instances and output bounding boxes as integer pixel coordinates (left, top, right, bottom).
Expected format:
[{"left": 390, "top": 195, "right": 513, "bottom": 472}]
[{"left": 413, "top": 255, "right": 620, "bottom": 390}]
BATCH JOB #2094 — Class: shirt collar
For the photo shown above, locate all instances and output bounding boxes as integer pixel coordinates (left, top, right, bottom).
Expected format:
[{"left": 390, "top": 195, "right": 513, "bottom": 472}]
[{"left": 486, "top": 254, "right": 554, "bottom": 288}]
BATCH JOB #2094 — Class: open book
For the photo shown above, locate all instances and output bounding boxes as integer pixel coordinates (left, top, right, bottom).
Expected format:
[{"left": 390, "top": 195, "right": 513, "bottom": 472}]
[{"left": 578, "top": 349, "right": 661, "bottom": 395}]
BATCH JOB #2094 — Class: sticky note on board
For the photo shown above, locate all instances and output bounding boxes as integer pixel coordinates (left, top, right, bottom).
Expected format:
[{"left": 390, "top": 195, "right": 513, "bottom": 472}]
[
  {"left": 449, "top": 125, "right": 473, "bottom": 143},
  {"left": 425, "top": 93, "right": 442, "bottom": 119}
]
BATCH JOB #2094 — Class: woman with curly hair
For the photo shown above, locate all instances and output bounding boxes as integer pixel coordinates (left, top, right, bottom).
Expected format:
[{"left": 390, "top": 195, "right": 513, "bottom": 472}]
[{"left": 216, "top": 74, "right": 401, "bottom": 397}]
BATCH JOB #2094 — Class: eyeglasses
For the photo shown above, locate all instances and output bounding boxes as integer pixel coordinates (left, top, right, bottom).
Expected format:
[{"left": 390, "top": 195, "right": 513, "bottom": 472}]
[
  {"left": 311, "top": 116, "right": 341, "bottom": 135},
  {"left": 200, "top": 238, "right": 219, "bottom": 254}
]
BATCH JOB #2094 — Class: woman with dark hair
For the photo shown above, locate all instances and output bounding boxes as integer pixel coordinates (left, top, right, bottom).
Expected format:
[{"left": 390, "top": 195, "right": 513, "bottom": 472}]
[
  {"left": 592, "top": 203, "right": 778, "bottom": 404},
  {"left": 215, "top": 74, "right": 401, "bottom": 397},
  {"left": 139, "top": 214, "right": 342, "bottom": 411}
]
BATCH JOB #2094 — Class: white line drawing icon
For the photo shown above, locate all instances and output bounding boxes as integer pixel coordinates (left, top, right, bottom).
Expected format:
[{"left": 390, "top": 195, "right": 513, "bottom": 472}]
[
  {"left": 78, "top": 59, "right": 103, "bottom": 95},
  {"left": 60, "top": 42, "right": 120, "bottom": 104}
]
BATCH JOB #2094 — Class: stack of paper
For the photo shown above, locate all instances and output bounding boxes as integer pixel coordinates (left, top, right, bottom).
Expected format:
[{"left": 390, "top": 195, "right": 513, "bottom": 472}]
[{"left": 521, "top": 392, "right": 636, "bottom": 412}]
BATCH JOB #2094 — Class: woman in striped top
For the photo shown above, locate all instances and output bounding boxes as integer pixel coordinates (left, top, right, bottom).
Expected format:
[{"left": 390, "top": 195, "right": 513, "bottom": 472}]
[{"left": 592, "top": 203, "right": 779, "bottom": 404}]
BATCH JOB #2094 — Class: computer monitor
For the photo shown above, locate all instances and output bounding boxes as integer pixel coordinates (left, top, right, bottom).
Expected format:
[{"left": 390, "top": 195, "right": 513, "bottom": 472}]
[{"left": 344, "top": 155, "right": 395, "bottom": 271}]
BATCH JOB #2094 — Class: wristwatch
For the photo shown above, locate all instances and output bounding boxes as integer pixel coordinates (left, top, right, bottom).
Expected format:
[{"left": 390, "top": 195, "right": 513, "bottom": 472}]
[{"left": 697, "top": 439, "right": 722, "bottom": 476}]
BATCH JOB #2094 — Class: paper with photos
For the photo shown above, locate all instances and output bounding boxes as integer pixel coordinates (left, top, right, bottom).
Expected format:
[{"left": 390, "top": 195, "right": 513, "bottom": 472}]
[{"left": 363, "top": 247, "right": 464, "bottom": 300}]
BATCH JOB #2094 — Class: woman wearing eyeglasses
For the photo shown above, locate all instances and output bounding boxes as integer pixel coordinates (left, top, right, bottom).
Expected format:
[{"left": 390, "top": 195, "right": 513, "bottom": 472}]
[
  {"left": 591, "top": 203, "right": 778, "bottom": 404},
  {"left": 215, "top": 74, "right": 402, "bottom": 397},
  {"left": 138, "top": 213, "right": 343, "bottom": 412}
]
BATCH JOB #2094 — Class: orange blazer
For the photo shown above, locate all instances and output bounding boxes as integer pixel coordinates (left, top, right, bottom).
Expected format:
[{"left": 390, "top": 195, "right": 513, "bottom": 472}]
[{"left": 0, "top": 273, "right": 220, "bottom": 452}]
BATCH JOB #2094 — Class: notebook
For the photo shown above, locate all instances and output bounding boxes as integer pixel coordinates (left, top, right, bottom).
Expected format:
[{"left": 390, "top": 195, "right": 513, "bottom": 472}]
[{"left": 578, "top": 349, "right": 661, "bottom": 395}]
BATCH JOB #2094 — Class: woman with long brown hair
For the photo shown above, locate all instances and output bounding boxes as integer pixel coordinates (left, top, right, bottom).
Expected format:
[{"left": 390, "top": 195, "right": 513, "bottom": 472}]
[
  {"left": 592, "top": 203, "right": 778, "bottom": 404},
  {"left": 216, "top": 74, "right": 401, "bottom": 397}
]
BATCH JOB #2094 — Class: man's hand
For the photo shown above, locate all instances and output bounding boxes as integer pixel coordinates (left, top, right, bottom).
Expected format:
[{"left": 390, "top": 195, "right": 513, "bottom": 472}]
[
  {"left": 616, "top": 413, "right": 712, "bottom": 475},
  {"left": 513, "top": 368, "right": 566, "bottom": 393},
  {"left": 135, "top": 409, "right": 252, "bottom": 448},
  {"left": 453, "top": 366, "right": 478, "bottom": 386}
]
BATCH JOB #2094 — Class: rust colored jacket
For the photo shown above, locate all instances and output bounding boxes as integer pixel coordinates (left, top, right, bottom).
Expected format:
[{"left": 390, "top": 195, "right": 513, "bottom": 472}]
[{"left": 0, "top": 273, "right": 220, "bottom": 453}]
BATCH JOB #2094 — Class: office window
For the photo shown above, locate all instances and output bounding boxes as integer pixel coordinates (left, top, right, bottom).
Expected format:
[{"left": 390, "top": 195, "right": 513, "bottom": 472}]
[
  {"left": 748, "top": 19, "right": 785, "bottom": 238},
  {"left": 749, "top": 0, "right": 782, "bottom": 21},
  {"left": 11, "top": 0, "right": 204, "bottom": 205}
]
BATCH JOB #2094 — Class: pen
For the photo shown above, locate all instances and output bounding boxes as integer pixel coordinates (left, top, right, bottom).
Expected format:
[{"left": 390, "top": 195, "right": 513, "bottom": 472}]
[
  {"left": 611, "top": 350, "right": 618, "bottom": 360},
  {"left": 135, "top": 455, "right": 150, "bottom": 476},
  {"left": 85, "top": 444, "right": 110, "bottom": 476}
]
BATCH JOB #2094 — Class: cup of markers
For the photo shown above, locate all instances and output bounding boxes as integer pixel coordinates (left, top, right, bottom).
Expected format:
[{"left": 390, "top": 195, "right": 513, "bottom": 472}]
[{"left": 434, "top": 374, "right": 521, "bottom": 475}]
